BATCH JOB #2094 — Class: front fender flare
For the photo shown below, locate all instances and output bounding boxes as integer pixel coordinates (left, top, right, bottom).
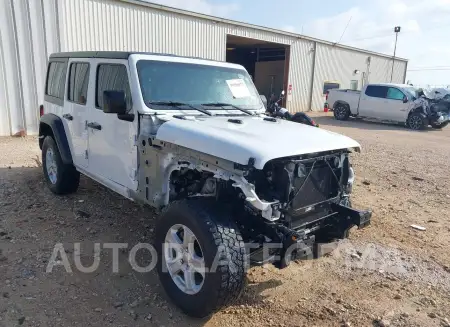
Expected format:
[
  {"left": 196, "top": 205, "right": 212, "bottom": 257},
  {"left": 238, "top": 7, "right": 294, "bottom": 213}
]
[{"left": 39, "top": 113, "right": 73, "bottom": 165}]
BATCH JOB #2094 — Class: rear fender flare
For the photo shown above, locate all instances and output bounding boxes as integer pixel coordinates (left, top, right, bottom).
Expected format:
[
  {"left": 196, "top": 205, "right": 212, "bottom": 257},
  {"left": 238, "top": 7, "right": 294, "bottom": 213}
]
[{"left": 39, "top": 114, "right": 73, "bottom": 165}]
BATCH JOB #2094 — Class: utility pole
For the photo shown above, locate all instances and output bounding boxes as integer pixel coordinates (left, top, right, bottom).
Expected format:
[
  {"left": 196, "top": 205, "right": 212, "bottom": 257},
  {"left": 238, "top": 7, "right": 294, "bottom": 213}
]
[{"left": 390, "top": 26, "right": 401, "bottom": 82}]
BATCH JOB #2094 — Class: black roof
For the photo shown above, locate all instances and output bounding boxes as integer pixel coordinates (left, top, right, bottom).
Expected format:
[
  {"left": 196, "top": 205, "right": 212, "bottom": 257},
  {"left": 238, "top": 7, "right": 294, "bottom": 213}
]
[{"left": 49, "top": 51, "right": 212, "bottom": 61}]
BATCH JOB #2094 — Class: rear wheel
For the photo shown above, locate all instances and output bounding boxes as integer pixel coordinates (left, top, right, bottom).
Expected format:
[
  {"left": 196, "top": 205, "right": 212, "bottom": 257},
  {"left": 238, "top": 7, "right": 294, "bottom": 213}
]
[
  {"left": 407, "top": 113, "right": 426, "bottom": 130},
  {"left": 42, "top": 136, "right": 80, "bottom": 194},
  {"left": 333, "top": 103, "right": 350, "bottom": 120},
  {"left": 154, "top": 199, "right": 246, "bottom": 317}
]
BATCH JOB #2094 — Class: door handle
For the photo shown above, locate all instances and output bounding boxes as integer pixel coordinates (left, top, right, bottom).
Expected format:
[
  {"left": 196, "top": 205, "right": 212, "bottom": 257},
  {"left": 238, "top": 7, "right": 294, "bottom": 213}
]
[
  {"left": 63, "top": 113, "right": 73, "bottom": 121},
  {"left": 87, "top": 122, "right": 102, "bottom": 130}
]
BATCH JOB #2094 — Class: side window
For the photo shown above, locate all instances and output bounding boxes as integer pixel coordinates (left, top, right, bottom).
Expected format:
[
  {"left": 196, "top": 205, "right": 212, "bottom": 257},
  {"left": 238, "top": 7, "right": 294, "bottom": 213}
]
[
  {"left": 68, "top": 63, "right": 90, "bottom": 105},
  {"left": 96, "top": 64, "right": 132, "bottom": 110},
  {"left": 386, "top": 87, "right": 405, "bottom": 101},
  {"left": 365, "top": 85, "right": 388, "bottom": 98},
  {"left": 323, "top": 81, "right": 340, "bottom": 95},
  {"left": 45, "top": 61, "right": 67, "bottom": 99}
]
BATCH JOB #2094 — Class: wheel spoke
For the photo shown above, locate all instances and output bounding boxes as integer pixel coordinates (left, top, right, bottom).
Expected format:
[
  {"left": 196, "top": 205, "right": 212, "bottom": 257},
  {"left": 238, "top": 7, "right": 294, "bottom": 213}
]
[
  {"left": 183, "top": 266, "right": 196, "bottom": 292},
  {"left": 182, "top": 227, "right": 196, "bottom": 247},
  {"left": 166, "top": 229, "right": 183, "bottom": 245},
  {"left": 189, "top": 254, "right": 205, "bottom": 276},
  {"left": 166, "top": 257, "right": 183, "bottom": 275}
]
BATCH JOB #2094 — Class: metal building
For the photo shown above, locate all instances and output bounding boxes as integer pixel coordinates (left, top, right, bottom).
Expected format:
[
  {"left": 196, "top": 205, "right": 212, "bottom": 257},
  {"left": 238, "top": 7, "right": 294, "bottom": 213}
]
[{"left": 0, "top": 0, "right": 408, "bottom": 136}]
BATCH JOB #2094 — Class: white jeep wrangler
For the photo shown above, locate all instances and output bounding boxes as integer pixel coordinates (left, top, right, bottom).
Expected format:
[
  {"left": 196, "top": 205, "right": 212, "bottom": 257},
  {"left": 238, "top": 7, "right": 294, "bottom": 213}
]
[{"left": 39, "top": 51, "right": 371, "bottom": 317}]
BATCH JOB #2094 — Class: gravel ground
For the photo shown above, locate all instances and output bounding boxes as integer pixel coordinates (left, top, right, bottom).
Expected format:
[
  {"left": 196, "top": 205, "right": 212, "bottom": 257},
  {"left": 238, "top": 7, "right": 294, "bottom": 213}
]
[{"left": 0, "top": 114, "right": 449, "bottom": 327}]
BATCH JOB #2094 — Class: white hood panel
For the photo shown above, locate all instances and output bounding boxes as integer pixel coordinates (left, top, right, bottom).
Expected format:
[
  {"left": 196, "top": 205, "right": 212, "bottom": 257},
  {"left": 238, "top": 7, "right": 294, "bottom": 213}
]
[{"left": 156, "top": 116, "right": 361, "bottom": 169}]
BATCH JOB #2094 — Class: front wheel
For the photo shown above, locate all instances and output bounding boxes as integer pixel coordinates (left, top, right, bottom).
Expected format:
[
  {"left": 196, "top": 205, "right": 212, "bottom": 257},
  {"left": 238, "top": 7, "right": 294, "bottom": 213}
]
[
  {"left": 333, "top": 103, "right": 350, "bottom": 120},
  {"left": 154, "top": 199, "right": 246, "bottom": 317},
  {"left": 406, "top": 113, "right": 427, "bottom": 130}
]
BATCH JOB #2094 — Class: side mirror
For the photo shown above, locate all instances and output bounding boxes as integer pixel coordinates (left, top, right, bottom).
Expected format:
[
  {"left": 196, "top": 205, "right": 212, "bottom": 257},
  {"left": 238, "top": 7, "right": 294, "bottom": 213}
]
[
  {"left": 103, "top": 91, "right": 127, "bottom": 114},
  {"left": 403, "top": 96, "right": 408, "bottom": 103}
]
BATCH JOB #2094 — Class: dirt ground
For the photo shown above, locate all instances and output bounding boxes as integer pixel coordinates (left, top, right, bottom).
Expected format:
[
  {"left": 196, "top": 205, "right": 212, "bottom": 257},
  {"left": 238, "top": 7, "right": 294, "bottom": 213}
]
[{"left": 1, "top": 113, "right": 449, "bottom": 327}]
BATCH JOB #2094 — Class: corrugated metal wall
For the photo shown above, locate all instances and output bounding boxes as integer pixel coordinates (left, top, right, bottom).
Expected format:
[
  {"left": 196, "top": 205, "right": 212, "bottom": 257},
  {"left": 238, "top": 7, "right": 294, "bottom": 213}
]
[
  {"left": 0, "top": 0, "right": 408, "bottom": 135},
  {"left": 0, "top": 0, "right": 59, "bottom": 136},
  {"left": 311, "top": 44, "right": 407, "bottom": 110}
]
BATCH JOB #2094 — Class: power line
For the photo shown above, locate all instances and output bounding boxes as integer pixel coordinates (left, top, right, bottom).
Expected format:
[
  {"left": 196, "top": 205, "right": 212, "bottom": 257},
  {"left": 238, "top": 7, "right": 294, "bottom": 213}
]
[
  {"left": 343, "top": 22, "right": 450, "bottom": 43},
  {"left": 407, "top": 67, "right": 450, "bottom": 71},
  {"left": 336, "top": 16, "right": 352, "bottom": 44}
]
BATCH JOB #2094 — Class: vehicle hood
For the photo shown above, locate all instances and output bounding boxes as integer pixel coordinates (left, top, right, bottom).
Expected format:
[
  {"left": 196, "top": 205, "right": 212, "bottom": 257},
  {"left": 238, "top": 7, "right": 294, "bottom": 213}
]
[{"left": 156, "top": 115, "right": 361, "bottom": 169}]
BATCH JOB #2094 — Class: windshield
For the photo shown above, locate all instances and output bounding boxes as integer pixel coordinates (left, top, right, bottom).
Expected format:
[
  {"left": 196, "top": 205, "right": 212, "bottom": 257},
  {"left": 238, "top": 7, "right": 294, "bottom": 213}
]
[
  {"left": 404, "top": 87, "right": 418, "bottom": 100},
  {"left": 137, "top": 60, "right": 263, "bottom": 110}
]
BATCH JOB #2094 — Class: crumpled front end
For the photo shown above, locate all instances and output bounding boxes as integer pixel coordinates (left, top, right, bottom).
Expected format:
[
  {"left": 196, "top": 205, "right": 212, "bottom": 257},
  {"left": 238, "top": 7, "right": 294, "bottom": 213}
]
[{"left": 242, "top": 149, "right": 372, "bottom": 268}]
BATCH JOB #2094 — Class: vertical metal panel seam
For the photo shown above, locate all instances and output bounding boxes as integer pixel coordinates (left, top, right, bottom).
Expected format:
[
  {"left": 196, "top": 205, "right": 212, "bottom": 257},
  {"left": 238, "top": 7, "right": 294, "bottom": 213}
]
[
  {"left": 9, "top": 0, "right": 26, "bottom": 134},
  {"left": 55, "top": 0, "right": 61, "bottom": 52},
  {"left": 307, "top": 41, "right": 317, "bottom": 111},
  {"left": 24, "top": 0, "right": 40, "bottom": 132},
  {"left": 0, "top": 20, "right": 12, "bottom": 135},
  {"left": 40, "top": 0, "right": 49, "bottom": 61}
]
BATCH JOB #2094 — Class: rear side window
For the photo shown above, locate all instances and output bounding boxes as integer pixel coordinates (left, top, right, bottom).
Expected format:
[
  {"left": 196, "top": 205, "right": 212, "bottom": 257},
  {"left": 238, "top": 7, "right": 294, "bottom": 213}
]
[
  {"left": 386, "top": 87, "right": 404, "bottom": 100},
  {"left": 68, "top": 63, "right": 90, "bottom": 105},
  {"left": 96, "top": 64, "right": 132, "bottom": 110},
  {"left": 45, "top": 61, "right": 67, "bottom": 99},
  {"left": 365, "top": 85, "right": 388, "bottom": 98}
]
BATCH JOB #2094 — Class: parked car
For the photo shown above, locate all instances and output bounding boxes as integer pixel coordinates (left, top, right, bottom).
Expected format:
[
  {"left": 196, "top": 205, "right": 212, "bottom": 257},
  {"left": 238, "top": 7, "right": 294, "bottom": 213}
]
[
  {"left": 39, "top": 51, "right": 371, "bottom": 317},
  {"left": 327, "top": 83, "right": 450, "bottom": 130}
]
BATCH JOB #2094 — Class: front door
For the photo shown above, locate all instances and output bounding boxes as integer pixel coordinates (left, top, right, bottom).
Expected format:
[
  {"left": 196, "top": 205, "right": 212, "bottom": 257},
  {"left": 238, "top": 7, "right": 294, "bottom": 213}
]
[
  {"left": 65, "top": 60, "right": 90, "bottom": 168},
  {"left": 385, "top": 87, "right": 410, "bottom": 122},
  {"left": 86, "top": 60, "right": 137, "bottom": 191}
]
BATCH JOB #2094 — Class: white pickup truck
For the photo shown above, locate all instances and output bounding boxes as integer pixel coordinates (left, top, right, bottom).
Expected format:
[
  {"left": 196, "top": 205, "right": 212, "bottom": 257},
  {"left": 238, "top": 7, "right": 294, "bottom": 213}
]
[{"left": 327, "top": 83, "right": 450, "bottom": 130}]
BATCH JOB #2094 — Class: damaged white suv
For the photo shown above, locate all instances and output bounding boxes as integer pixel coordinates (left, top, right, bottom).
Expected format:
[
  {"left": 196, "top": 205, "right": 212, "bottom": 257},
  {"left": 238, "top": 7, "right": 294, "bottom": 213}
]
[{"left": 39, "top": 51, "right": 371, "bottom": 317}]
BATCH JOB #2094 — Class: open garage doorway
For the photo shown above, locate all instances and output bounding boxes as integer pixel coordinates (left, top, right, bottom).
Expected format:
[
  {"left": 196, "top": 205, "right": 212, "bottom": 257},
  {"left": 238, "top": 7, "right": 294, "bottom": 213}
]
[{"left": 226, "top": 35, "right": 290, "bottom": 107}]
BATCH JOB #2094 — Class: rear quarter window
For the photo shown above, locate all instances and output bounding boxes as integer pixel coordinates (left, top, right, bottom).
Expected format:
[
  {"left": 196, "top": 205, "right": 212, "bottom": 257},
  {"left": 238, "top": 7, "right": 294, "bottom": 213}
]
[
  {"left": 45, "top": 61, "right": 67, "bottom": 99},
  {"left": 45, "top": 60, "right": 68, "bottom": 106}
]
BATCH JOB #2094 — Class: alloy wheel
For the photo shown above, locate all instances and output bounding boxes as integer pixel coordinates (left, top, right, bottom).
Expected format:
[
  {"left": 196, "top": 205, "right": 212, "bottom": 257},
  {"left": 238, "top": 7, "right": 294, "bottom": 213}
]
[
  {"left": 164, "top": 224, "right": 205, "bottom": 295},
  {"left": 45, "top": 148, "right": 58, "bottom": 184}
]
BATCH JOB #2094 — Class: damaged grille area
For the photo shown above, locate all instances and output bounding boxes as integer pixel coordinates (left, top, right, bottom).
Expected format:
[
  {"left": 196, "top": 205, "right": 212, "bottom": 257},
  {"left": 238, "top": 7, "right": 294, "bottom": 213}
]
[
  {"left": 289, "top": 161, "right": 340, "bottom": 210},
  {"left": 251, "top": 153, "right": 346, "bottom": 214}
]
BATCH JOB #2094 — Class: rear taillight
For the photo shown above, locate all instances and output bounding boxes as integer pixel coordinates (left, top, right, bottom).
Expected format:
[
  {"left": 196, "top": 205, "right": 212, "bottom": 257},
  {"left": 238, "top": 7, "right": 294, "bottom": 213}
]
[
  {"left": 325, "top": 91, "right": 329, "bottom": 101},
  {"left": 39, "top": 105, "right": 44, "bottom": 117}
]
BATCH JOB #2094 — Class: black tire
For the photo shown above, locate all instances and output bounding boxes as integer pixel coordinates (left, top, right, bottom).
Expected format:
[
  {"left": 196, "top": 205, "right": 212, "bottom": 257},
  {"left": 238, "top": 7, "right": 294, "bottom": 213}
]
[
  {"left": 333, "top": 103, "right": 350, "bottom": 120},
  {"left": 42, "top": 136, "right": 80, "bottom": 195},
  {"left": 154, "top": 199, "right": 246, "bottom": 318},
  {"left": 430, "top": 121, "right": 449, "bottom": 129},
  {"left": 406, "top": 112, "right": 427, "bottom": 130}
]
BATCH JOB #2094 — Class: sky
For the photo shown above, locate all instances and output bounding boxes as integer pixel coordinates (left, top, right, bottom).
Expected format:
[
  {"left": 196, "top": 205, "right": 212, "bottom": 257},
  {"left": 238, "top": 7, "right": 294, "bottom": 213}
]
[{"left": 149, "top": 0, "right": 450, "bottom": 87}]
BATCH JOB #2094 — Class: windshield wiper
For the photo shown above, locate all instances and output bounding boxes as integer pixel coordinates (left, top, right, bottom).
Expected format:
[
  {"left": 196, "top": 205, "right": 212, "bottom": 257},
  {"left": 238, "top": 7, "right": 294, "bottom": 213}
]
[
  {"left": 201, "top": 102, "right": 254, "bottom": 116},
  {"left": 148, "top": 101, "right": 213, "bottom": 116}
]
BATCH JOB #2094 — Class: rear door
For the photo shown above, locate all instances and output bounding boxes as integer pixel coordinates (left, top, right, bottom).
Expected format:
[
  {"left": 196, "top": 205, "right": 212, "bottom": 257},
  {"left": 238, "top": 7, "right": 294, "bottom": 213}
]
[
  {"left": 65, "top": 60, "right": 90, "bottom": 168},
  {"left": 385, "top": 87, "right": 409, "bottom": 122},
  {"left": 358, "top": 85, "right": 389, "bottom": 119}
]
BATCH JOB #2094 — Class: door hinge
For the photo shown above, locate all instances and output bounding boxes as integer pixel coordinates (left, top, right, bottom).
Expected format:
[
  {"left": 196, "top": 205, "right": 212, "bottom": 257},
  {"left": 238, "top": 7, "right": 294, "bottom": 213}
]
[
  {"left": 85, "top": 150, "right": 88, "bottom": 159},
  {"left": 133, "top": 135, "right": 138, "bottom": 146}
]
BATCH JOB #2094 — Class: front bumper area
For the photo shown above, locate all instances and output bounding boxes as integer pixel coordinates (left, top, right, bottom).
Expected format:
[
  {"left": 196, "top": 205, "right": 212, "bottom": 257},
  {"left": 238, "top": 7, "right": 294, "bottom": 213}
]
[
  {"left": 331, "top": 203, "right": 372, "bottom": 229},
  {"left": 248, "top": 203, "right": 372, "bottom": 269}
]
